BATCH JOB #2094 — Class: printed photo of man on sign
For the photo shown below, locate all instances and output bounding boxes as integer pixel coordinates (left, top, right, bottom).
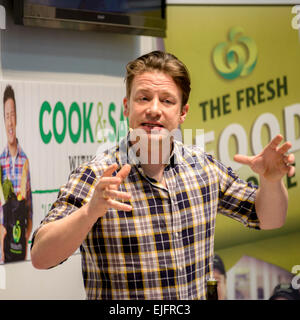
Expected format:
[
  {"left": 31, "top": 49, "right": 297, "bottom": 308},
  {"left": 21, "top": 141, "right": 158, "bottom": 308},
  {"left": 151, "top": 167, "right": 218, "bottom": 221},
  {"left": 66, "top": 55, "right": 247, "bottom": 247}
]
[{"left": 0, "top": 84, "right": 33, "bottom": 263}]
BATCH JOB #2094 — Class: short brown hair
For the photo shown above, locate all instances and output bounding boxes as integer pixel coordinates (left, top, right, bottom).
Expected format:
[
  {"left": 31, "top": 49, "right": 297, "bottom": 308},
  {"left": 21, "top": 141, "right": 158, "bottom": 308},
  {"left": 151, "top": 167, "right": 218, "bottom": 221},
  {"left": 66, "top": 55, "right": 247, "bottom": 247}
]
[
  {"left": 125, "top": 51, "right": 191, "bottom": 107},
  {"left": 3, "top": 85, "right": 16, "bottom": 120}
]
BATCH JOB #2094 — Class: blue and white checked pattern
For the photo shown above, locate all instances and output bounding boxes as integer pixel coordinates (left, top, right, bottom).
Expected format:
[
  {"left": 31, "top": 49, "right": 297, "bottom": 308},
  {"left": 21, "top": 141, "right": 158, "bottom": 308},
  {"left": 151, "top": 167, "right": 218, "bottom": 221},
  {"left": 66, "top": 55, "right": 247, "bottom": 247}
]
[{"left": 0, "top": 143, "right": 33, "bottom": 220}]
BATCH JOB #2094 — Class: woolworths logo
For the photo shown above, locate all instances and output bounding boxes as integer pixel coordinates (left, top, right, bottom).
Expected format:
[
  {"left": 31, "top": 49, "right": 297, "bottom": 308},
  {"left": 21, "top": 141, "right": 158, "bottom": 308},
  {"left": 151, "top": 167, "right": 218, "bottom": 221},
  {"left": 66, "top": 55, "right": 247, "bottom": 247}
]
[
  {"left": 212, "top": 27, "right": 258, "bottom": 80},
  {"left": 13, "top": 220, "right": 21, "bottom": 244},
  {"left": 39, "top": 100, "right": 128, "bottom": 144}
]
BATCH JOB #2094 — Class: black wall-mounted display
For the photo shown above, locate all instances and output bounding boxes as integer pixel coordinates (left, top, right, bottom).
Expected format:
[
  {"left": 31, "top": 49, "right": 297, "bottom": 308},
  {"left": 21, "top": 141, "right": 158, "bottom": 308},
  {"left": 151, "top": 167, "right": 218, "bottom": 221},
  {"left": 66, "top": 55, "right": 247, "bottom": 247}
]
[{"left": 13, "top": 0, "right": 166, "bottom": 37}]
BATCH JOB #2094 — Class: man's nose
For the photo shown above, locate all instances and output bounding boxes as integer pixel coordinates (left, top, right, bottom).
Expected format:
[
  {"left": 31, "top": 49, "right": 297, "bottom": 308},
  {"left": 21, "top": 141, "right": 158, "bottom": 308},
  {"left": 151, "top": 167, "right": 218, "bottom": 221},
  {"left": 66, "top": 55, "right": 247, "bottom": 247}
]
[
  {"left": 7, "top": 116, "right": 12, "bottom": 126},
  {"left": 146, "top": 98, "right": 161, "bottom": 118}
]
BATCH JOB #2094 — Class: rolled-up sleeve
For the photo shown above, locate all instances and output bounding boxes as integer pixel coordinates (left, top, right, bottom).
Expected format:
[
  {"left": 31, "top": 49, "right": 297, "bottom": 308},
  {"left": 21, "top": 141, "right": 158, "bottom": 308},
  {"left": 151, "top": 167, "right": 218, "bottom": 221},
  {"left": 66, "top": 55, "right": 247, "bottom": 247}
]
[
  {"left": 210, "top": 156, "right": 260, "bottom": 230},
  {"left": 30, "top": 164, "right": 98, "bottom": 251}
]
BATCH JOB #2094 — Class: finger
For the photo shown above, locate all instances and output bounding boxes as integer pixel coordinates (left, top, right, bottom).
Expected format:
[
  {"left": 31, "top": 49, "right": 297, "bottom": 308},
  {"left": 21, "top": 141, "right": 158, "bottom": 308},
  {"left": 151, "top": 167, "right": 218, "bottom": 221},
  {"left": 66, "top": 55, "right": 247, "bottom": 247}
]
[
  {"left": 283, "top": 153, "right": 295, "bottom": 165},
  {"left": 116, "top": 164, "right": 131, "bottom": 182},
  {"left": 267, "top": 134, "right": 284, "bottom": 150},
  {"left": 233, "top": 154, "right": 253, "bottom": 165},
  {"left": 102, "top": 163, "right": 119, "bottom": 177},
  {"left": 287, "top": 153, "right": 295, "bottom": 165},
  {"left": 98, "top": 177, "right": 121, "bottom": 189},
  {"left": 277, "top": 141, "right": 292, "bottom": 155},
  {"left": 287, "top": 165, "right": 295, "bottom": 177},
  {"left": 103, "top": 189, "right": 132, "bottom": 201},
  {"left": 278, "top": 159, "right": 289, "bottom": 172},
  {"left": 282, "top": 154, "right": 295, "bottom": 177},
  {"left": 106, "top": 198, "right": 132, "bottom": 211}
]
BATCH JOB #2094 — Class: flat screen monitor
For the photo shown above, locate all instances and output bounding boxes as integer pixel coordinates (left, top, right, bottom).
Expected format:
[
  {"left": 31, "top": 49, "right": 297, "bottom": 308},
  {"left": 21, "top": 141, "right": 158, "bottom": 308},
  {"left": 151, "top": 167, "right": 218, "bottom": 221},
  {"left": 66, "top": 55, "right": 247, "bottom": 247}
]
[{"left": 13, "top": 0, "right": 166, "bottom": 37}]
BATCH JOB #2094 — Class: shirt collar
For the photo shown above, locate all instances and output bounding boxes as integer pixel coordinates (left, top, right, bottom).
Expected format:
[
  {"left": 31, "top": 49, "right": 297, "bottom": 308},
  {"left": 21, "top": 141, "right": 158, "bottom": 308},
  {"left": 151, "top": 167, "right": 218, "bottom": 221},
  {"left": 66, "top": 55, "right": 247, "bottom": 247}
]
[
  {"left": 118, "top": 131, "right": 179, "bottom": 169},
  {"left": 4, "top": 139, "right": 21, "bottom": 159}
]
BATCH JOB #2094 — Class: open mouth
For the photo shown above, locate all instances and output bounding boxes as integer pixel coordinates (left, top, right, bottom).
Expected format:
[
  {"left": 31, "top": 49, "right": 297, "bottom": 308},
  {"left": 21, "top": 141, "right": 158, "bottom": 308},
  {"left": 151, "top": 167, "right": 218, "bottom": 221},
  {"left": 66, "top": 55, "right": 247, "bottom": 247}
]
[{"left": 141, "top": 123, "right": 164, "bottom": 130}]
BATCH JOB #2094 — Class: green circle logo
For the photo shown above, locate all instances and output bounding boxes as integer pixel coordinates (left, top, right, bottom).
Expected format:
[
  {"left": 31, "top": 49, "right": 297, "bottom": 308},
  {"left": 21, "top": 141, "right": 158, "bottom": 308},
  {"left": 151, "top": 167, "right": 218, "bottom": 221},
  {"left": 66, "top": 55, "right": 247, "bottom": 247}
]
[
  {"left": 212, "top": 27, "right": 258, "bottom": 80},
  {"left": 13, "top": 220, "right": 21, "bottom": 243}
]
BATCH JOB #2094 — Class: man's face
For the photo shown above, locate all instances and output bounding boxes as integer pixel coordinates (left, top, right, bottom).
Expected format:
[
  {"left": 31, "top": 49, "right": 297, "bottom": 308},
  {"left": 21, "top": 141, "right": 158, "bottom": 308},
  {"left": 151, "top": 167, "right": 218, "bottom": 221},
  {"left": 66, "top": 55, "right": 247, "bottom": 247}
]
[
  {"left": 4, "top": 98, "right": 17, "bottom": 147},
  {"left": 214, "top": 269, "right": 227, "bottom": 300},
  {"left": 123, "top": 71, "right": 189, "bottom": 138}
]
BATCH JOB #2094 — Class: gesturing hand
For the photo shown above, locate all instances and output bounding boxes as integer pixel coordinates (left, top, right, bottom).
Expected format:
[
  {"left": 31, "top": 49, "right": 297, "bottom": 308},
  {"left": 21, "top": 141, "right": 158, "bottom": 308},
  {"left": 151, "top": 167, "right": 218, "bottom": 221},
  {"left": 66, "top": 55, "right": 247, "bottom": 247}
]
[
  {"left": 233, "top": 134, "right": 295, "bottom": 182},
  {"left": 88, "top": 163, "right": 132, "bottom": 219}
]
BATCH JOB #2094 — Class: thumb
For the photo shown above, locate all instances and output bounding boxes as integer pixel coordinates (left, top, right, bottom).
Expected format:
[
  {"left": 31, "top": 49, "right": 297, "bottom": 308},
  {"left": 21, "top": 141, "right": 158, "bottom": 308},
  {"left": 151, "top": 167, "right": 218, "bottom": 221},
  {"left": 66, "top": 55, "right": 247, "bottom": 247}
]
[{"left": 233, "top": 154, "right": 253, "bottom": 165}]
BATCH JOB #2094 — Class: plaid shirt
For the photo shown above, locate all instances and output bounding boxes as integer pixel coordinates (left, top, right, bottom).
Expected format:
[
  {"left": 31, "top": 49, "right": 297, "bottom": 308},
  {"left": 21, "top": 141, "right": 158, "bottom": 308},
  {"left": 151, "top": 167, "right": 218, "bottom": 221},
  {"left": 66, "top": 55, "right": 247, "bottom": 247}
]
[
  {"left": 32, "top": 138, "right": 259, "bottom": 300},
  {"left": 0, "top": 143, "right": 33, "bottom": 220}
]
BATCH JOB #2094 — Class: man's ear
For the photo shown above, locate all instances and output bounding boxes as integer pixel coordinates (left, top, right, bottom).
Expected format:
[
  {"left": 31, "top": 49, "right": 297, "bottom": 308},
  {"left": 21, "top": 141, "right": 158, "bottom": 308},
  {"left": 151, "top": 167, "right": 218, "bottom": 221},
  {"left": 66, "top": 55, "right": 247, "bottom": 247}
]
[
  {"left": 123, "top": 97, "right": 129, "bottom": 117},
  {"left": 179, "top": 104, "right": 189, "bottom": 124}
]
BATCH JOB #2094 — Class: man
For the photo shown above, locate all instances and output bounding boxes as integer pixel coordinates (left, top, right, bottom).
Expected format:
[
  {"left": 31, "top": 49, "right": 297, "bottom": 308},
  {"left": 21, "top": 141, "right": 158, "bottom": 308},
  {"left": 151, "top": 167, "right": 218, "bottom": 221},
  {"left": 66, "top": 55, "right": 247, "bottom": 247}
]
[
  {"left": 269, "top": 283, "right": 300, "bottom": 300},
  {"left": 31, "top": 51, "right": 294, "bottom": 299},
  {"left": 0, "top": 85, "right": 33, "bottom": 263},
  {"left": 213, "top": 254, "right": 227, "bottom": 300}
]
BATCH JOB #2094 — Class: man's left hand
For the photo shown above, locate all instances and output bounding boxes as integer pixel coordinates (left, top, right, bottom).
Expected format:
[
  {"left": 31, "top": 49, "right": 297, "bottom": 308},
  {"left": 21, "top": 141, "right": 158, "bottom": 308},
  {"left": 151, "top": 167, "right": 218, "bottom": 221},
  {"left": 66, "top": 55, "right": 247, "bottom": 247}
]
[{"left": 233, "top": 134, "right": 295, "bottom": 182}]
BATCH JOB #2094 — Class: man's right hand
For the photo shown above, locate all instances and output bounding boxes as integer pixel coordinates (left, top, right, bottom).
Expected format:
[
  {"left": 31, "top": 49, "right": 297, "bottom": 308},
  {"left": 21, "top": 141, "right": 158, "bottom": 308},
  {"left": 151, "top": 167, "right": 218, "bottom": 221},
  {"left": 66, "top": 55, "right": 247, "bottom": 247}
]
[{"left": 87, "top": 163, "right": 132, "bottom": 219}]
